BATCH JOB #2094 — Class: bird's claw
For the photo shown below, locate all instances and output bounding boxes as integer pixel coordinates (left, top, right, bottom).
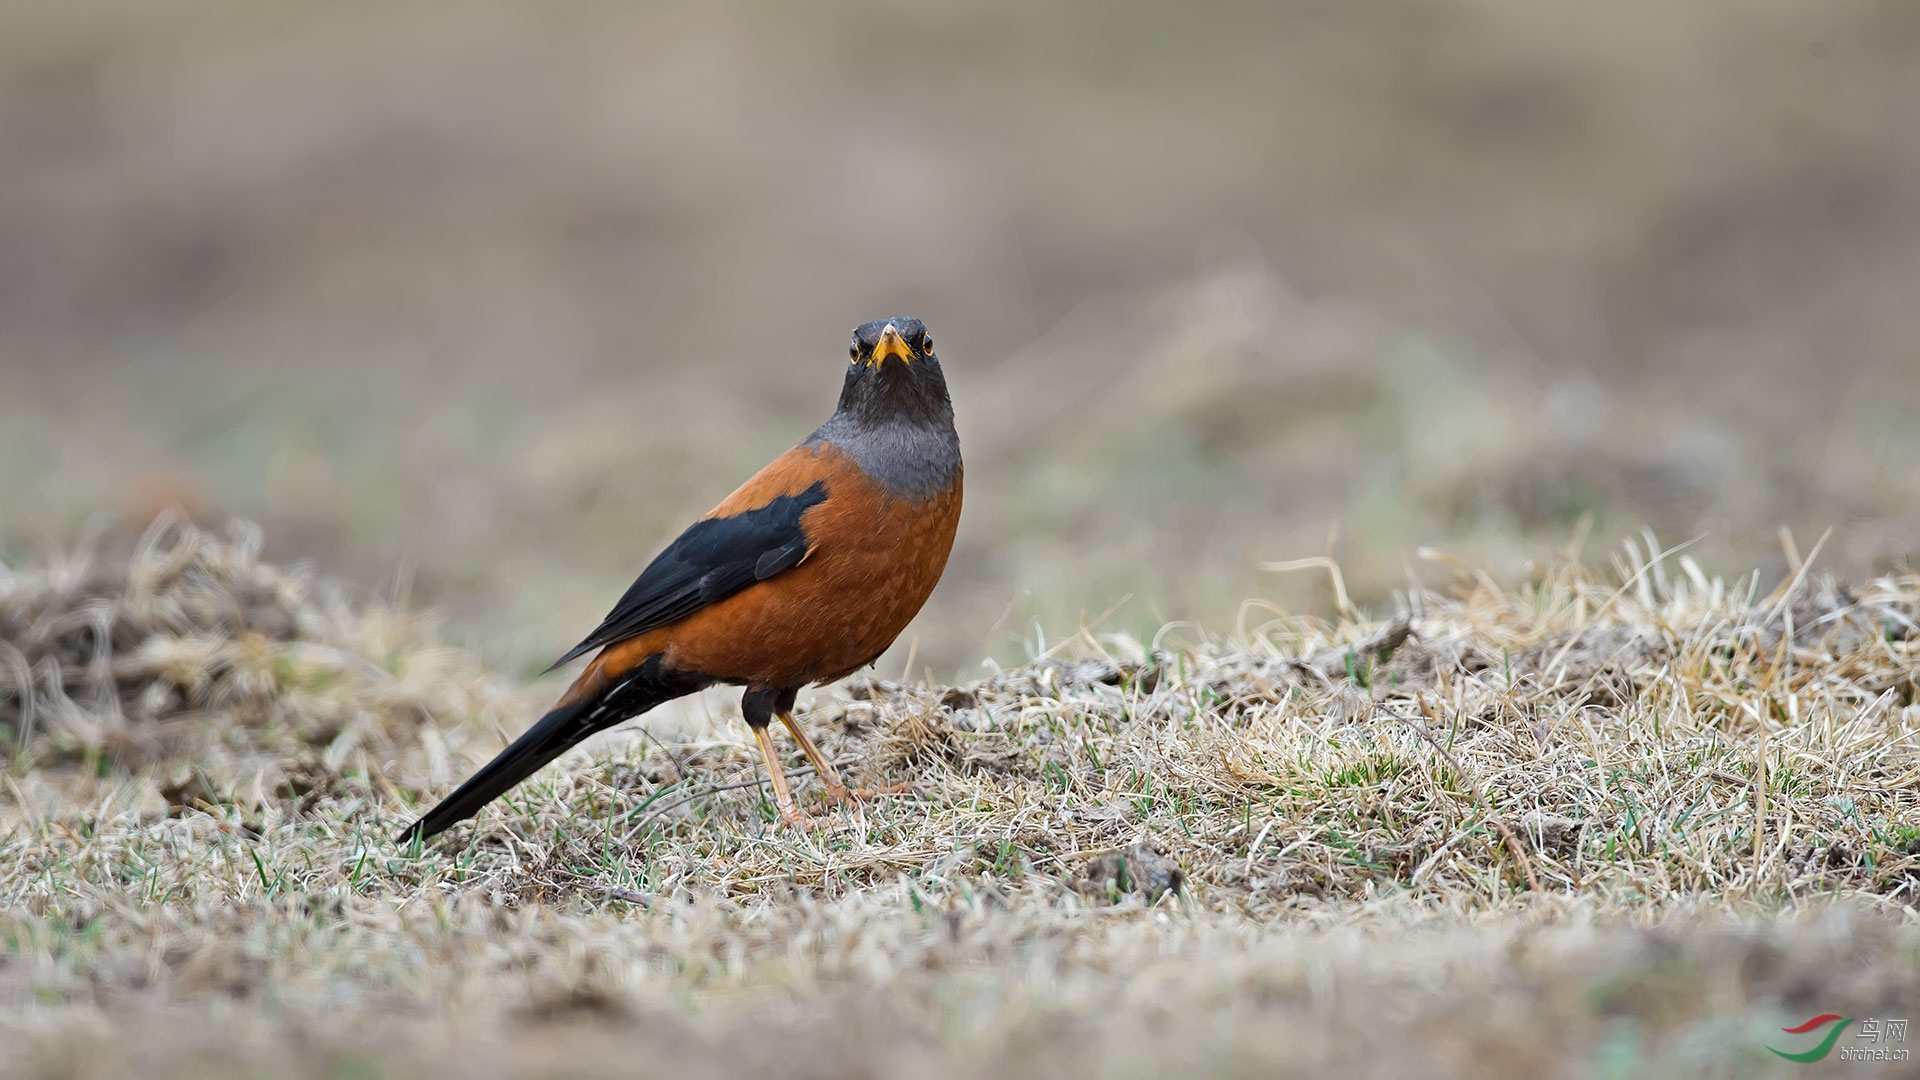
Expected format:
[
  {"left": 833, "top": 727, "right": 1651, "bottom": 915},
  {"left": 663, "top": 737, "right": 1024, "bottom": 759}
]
[
  {"left": 778, "top": 809, "right": 830, "bottom": 832},
  {"left": 775, "top": 781, "right": 914, "bottom": 829}
]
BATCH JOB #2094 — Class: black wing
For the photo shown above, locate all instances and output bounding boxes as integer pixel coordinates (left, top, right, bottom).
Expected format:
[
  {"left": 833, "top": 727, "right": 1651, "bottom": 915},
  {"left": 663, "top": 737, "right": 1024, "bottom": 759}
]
[{"left": 545, "top": 480, "right": 828, "bottom": 672}]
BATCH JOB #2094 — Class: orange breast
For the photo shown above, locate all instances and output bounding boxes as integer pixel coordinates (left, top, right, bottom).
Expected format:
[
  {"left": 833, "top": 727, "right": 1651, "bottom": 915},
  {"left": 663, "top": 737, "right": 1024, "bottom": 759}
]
[{"left": 591, "top": 445, "right": 962, "bottom": 690}]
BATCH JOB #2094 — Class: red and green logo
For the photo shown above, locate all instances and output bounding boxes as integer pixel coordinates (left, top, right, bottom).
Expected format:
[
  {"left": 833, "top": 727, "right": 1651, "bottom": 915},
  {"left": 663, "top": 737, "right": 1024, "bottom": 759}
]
[{"left": 1768, "top": 1014, "right": 1853, "bottom": 1062}]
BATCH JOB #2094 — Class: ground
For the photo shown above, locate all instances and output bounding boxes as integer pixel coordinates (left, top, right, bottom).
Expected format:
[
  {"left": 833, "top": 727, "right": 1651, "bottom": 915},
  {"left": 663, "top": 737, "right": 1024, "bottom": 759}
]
[{"left": 2, "top": 523, "right": 1915, "bottom": 1078}]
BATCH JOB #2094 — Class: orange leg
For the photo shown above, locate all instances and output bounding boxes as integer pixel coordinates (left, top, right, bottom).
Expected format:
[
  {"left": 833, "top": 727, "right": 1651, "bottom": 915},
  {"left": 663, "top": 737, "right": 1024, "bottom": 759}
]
[
  {"left": 777, "top": 712, "right": 914, "bottom": 806},
  {"left": 751, "top": 722, "right": 820, "bottom": 830}
]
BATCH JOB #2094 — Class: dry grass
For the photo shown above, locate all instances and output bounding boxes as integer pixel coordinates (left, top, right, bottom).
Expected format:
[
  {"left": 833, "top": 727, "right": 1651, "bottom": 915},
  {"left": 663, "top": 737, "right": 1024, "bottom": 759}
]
[{"left": 3, "top": 520, "right": 1918, "bottom": 1078}]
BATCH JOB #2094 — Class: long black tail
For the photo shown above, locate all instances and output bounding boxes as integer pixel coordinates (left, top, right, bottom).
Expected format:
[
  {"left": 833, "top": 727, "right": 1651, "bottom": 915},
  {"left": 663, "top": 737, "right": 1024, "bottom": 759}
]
[{"left": 396, "top": 660, "right": 701, "bottom": 844}]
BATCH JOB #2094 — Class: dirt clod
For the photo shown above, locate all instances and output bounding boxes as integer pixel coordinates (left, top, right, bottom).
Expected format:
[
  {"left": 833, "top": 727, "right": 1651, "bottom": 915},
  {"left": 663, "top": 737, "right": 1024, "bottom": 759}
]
[{"left": 1076, "top": 843, "right": 1184, "bottom": 904}]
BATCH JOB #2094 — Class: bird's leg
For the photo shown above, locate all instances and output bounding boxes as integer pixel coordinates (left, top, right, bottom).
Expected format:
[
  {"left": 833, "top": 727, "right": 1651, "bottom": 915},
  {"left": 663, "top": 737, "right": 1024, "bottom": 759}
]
[
  {"left": 743, "top": 687, "right": 820, "bottom": 830},
  {"left": 777, "top": 711, "right": 846, "bottom": 792},
  {"left": 777, "top": 712, "right": 914, "bottom": 806},
  {"left": 751, "top": 721, "right": 820, "bottom": 830}
]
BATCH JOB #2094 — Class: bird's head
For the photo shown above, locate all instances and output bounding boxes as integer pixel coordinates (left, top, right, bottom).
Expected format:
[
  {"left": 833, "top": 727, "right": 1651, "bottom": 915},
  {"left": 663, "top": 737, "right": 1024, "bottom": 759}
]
[{"left": 836, "top": 316, "right": 951, "bottom": 428}]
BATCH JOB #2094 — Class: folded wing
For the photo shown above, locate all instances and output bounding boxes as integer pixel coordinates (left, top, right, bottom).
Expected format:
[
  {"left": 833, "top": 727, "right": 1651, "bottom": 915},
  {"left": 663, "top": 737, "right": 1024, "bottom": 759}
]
[{"left": 545, "top": 478, "right": 828, "bottom": 672}]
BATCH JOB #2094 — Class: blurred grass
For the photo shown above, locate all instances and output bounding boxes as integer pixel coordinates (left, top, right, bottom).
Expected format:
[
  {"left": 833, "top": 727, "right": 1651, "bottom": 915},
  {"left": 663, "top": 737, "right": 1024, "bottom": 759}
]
[{"left": 3, "top": 0, "right": 1918, "bottom": 680}]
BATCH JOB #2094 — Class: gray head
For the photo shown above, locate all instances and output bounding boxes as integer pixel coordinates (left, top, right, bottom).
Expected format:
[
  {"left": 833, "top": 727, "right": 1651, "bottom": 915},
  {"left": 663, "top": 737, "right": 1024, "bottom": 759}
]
[{"left": 807, "top": 317, "right": 960, "bottom": 499}]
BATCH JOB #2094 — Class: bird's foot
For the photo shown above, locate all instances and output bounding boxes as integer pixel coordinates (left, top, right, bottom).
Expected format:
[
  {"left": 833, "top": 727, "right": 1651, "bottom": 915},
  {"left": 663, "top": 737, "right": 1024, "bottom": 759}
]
[
  {"left": 777, "top": 806, "right": 830, "bottom": 832},
  {"left": 820, "top": 781, "right": 916, "bottom": 807}
]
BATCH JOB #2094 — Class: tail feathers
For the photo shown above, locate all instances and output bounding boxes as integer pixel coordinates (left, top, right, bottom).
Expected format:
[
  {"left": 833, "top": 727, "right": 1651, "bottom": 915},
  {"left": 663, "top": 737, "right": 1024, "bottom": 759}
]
[
  {"left": 397, "top": 658, "right": 700, "bottom": 843},
  {"left": 397, "top": 699, "right": 601, "bottom": 844}
]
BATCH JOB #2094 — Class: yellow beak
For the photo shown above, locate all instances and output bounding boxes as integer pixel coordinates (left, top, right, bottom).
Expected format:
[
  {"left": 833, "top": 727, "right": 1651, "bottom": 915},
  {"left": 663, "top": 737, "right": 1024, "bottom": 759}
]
[{"left": 870, "top": 323, "right": 914, "bottom": 367}]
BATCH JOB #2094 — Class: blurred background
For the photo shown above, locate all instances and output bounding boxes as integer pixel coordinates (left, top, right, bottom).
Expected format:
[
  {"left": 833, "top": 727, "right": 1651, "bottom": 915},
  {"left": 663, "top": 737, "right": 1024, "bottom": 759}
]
[{"left": 3, "top": 0, "right": 1917, "bottom": 681}]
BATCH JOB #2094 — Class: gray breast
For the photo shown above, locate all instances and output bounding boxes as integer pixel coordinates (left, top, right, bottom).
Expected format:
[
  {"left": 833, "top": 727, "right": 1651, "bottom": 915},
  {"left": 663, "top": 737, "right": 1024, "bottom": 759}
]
[{"left": 805, "top": 416, "right": 962, "bottom": 502}]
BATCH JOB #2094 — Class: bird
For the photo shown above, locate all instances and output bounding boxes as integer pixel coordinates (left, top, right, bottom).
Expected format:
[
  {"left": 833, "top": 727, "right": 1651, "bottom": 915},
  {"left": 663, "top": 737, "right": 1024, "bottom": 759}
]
[{"left": 397, "top": 317, "right": 961, "bottom": 842}]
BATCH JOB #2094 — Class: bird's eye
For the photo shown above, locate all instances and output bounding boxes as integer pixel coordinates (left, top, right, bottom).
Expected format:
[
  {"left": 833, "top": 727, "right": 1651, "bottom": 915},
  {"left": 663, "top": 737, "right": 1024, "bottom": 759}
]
[
  {"left": 849, "top": 339, "right": 859, "bottom": 360},
  {"left": 920, "top": 334, "right": 932, "bottom": 353}
]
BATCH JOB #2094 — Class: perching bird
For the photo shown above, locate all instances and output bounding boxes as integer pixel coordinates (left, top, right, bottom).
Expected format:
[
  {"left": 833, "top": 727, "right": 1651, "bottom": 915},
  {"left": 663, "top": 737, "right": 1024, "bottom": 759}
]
[{"left": 398, "top": 318, "right": 961, "bottom": 841}]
